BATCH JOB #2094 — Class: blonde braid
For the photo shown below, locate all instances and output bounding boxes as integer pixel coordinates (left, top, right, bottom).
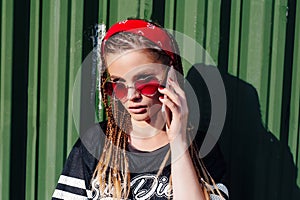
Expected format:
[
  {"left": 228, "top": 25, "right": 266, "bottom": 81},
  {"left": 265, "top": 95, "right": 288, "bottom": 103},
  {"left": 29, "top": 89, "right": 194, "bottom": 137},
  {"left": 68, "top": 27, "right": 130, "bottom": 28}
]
[
  {"left": 92, "top": 71, "right": 131, "bottom": 199},
  {"left": 187, "top": 130, "right": 225, "bottom": 200}
]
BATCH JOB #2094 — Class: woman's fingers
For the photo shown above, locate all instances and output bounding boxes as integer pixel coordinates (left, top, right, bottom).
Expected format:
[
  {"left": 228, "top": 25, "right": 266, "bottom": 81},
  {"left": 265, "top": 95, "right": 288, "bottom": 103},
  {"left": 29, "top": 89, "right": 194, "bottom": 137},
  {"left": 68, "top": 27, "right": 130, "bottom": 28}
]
[
  {"left": 158, "top": 78, "right": 188, "bottom": 111},
  {"left": 166, "top": 78, "right": 185, "bottom": 97},
  {"left": 158, "top": 87, "right": 181, "bottom": 107},
  {"left": 158, "top": 86, "right": 188, "bottom": 118},
  {"left": 159, "top": 95, "right": 179, "bottom": 114},
  {"left": 158, "top": 77, "right": 184, "bottom": 104}
]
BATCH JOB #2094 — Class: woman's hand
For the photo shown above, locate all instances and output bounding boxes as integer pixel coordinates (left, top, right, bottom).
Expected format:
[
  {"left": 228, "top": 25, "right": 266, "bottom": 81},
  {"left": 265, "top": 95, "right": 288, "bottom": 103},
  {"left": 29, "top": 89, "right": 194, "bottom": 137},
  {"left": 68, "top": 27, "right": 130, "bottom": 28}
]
[
  {"left": 158, "top": 77, "right": 206, "bottom": 200},
  {"left": 158, "top": 77, "right": 189, "bottom": 144}
]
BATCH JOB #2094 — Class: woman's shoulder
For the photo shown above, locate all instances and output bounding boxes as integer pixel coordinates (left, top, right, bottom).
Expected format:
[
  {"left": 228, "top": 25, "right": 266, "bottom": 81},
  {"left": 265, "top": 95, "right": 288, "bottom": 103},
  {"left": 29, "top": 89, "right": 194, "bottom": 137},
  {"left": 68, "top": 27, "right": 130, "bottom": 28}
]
[
  {"left": 80, "top": 121, "right": 107, "bottom": 150},
  {"left": 61, "top": 121, "right": 108, "bottom": 174},
  {"left": 68, "top": 121, "right": 107, "bottom": 153}
]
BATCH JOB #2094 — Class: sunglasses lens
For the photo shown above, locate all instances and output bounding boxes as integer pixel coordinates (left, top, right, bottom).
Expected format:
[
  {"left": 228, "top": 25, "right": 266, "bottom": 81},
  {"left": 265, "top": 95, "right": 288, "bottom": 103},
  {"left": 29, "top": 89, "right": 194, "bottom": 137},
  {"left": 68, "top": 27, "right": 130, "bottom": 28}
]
[
  {"left": 135, "top": 78, "right": 160, "bottom": 96},
  {"left": 104, "top": 82, "right": 127, "bottom": 99},
  {"left": 113, "top": 83, "right": 127, "bottom": 99},
  {"left": 104, "top": 77, "right": 160, "bottom": 100}
]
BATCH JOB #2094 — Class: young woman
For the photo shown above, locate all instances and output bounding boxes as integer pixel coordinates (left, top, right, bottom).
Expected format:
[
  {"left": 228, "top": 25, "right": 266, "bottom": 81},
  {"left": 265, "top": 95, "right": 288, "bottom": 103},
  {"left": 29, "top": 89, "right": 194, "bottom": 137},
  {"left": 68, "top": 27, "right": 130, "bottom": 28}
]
[{"left": 52, "top": 19, "right": 228, "bottom": 200}]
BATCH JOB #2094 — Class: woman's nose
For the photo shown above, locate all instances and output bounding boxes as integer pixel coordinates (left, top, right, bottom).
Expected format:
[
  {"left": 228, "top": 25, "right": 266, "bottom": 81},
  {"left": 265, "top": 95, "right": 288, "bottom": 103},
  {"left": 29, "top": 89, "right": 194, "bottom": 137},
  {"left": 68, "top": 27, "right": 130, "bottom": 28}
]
[{"left": 127, "top": 87, "right": 141, "bottom": 100}]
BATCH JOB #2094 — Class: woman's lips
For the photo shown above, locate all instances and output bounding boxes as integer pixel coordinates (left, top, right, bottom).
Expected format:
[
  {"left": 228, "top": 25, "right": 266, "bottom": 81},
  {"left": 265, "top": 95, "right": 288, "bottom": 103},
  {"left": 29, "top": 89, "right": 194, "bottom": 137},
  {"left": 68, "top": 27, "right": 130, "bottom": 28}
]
[{"left": 128, "top": 105, "right": 147, "bottom": 114}]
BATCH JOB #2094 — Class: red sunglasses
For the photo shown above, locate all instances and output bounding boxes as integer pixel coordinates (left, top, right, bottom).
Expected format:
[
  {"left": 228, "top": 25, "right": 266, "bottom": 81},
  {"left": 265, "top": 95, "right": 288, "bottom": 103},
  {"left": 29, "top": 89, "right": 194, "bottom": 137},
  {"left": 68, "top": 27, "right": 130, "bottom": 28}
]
[{"left": 104, "top": 76, "right": 162, "bottom": 100}]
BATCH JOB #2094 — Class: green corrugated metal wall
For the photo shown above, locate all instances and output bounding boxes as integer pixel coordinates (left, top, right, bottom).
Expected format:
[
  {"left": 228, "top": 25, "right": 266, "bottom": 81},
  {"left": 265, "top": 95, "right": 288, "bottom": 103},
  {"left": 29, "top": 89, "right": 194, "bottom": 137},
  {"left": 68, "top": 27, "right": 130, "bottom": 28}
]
[{"left": 0, "top": 0, "right": 299, "bottom": 199}]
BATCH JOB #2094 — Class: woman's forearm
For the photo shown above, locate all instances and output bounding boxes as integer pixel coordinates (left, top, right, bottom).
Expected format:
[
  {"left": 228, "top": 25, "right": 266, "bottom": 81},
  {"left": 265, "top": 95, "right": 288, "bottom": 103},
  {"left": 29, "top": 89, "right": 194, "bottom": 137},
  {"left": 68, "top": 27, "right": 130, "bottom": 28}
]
[{"left": 170, "top": 139, "right": 205, "bottom": 200}]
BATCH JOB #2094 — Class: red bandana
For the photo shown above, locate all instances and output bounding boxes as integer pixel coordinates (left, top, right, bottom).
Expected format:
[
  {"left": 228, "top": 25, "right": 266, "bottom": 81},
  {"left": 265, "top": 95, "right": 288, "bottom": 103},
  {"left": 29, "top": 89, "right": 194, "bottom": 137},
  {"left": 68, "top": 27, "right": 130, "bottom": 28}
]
[{"left": 102, "top": 19, "right": 175, "bottom": 61}]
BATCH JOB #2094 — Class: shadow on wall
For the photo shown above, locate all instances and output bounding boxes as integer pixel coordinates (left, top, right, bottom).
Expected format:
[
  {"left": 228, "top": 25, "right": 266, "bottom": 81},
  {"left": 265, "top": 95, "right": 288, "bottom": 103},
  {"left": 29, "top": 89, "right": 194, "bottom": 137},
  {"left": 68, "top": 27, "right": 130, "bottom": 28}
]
[{"left": 186, "top": 64, "right": 300, "bottom": 200}]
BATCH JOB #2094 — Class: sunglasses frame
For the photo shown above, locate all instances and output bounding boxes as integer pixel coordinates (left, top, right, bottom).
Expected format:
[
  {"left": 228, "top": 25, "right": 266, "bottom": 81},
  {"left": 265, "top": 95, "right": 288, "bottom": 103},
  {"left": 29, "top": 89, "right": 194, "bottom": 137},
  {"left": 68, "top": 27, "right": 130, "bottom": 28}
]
[{"left": 103, "top": 67, "right": 170, "bottom": 101}]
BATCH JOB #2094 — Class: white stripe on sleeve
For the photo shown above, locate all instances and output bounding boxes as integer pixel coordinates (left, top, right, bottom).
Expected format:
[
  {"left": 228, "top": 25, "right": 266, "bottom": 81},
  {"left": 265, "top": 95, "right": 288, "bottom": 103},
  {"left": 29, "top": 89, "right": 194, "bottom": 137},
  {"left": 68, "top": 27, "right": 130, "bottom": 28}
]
[
  {"left": 58, "top": 175, "right": 86, "bottom": 189},
  {"left": 215, "top": 183, "right": 229, "bottom": 197},
  {"left": 210, "top": 193, "right": 226, "bottom": 200},
  {"left": 52, "top": 189, "right": 87, "bottom": 200}
]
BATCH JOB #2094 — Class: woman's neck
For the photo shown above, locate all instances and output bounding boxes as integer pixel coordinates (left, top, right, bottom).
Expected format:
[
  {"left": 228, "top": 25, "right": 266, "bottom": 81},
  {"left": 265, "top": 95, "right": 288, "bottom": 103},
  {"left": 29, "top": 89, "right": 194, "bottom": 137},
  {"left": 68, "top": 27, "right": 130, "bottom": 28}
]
[
  {"left": 129, "top": 114, "right": 169, "bottom": 151},
  {"left": 129, "top": 129, "right": 169, "bottom": 152}
]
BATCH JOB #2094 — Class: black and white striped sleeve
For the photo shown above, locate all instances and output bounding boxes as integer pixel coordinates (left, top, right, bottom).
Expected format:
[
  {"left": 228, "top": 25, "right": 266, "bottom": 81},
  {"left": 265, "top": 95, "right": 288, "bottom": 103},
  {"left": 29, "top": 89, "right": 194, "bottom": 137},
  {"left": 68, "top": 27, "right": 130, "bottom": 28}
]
[
  {"left": 207, "top": 182, "right": 229, "bottom": 200},
  {"left": 52, "top": 139, "right": 93, "bottom": 200}
]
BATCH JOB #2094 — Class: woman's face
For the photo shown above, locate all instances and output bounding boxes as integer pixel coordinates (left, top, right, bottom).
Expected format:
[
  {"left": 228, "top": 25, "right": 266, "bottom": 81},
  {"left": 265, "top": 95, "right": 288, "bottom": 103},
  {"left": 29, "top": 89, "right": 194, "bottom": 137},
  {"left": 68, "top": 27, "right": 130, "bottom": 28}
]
[{"left": 106, "top": 50, "right": 167, "bottom": 123}]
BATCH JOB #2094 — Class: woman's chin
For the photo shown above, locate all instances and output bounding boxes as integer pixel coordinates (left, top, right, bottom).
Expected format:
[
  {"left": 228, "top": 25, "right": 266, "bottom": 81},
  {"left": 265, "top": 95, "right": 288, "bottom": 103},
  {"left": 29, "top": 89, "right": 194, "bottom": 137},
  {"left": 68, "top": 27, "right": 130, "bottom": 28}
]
[{"left": 131, "top": 112, "right": 164, "bottom": 125}]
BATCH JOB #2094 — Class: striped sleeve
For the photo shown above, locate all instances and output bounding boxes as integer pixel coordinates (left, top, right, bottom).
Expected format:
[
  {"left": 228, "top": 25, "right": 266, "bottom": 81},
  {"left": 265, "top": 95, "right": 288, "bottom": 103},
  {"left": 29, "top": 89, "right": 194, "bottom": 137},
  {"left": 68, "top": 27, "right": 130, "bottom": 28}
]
[
  {"left": 52, "top": 175, "right": 92, "bottom": 200},
  {"left": 52, "top": 139, "right": 93, "bottom": 200},
  {"left": 208, "top": 183, "right": 229, "bottom": 200}
]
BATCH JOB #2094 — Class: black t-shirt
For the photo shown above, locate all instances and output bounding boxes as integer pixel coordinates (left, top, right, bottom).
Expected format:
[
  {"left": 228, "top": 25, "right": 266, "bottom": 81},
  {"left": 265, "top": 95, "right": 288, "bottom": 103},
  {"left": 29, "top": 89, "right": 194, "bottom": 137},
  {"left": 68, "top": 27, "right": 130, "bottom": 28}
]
[{"left": 52, "top": 122, "right": 229, "bottom": 200}]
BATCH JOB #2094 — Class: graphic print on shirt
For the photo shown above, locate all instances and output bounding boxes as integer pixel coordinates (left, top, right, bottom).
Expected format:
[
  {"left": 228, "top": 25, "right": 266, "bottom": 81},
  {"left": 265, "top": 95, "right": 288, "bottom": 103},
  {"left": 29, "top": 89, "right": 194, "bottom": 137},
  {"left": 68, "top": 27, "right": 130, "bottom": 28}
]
[{"left": 91, "top": 174, "right": 172, "bottom": 200}]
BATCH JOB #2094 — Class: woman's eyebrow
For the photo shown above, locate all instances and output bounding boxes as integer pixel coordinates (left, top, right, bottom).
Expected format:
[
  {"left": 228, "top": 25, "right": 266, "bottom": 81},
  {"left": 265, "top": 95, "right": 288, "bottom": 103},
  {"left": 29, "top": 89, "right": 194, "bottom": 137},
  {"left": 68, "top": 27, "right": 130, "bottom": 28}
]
[
  {"left": 109, "top": 68, "right": 158, "bottom": 81},
  {"left": 131, "top": 67, "right": 158, "bottom": 78},
  {"left": 132, "top": 71, "right": 155, "bottom": 79},
  {"left": 109, "top": 75, "right": 124, "bottom": 82}
]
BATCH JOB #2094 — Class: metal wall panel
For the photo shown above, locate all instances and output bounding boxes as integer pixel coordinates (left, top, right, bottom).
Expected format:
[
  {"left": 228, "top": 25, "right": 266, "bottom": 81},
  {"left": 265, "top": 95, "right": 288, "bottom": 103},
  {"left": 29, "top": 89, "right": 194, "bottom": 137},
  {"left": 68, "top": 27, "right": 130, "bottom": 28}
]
[
  {"left": 228, "top": 0, "right": 276, "bottom": 131},
  {"left": 0, "top": 1, "right": 14, "bottom": 200},
  {"left": 26, "top": 0, "right": 40, "bottom": 199},
  {"left": 289, "top": 0, "right": 300, "bottom": 188},
  {"left": 0, "top": 0, "right": 299, "bottom": 199},
  {"left": 24, "top": 0, "right": 84, "bottom": 199}
]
